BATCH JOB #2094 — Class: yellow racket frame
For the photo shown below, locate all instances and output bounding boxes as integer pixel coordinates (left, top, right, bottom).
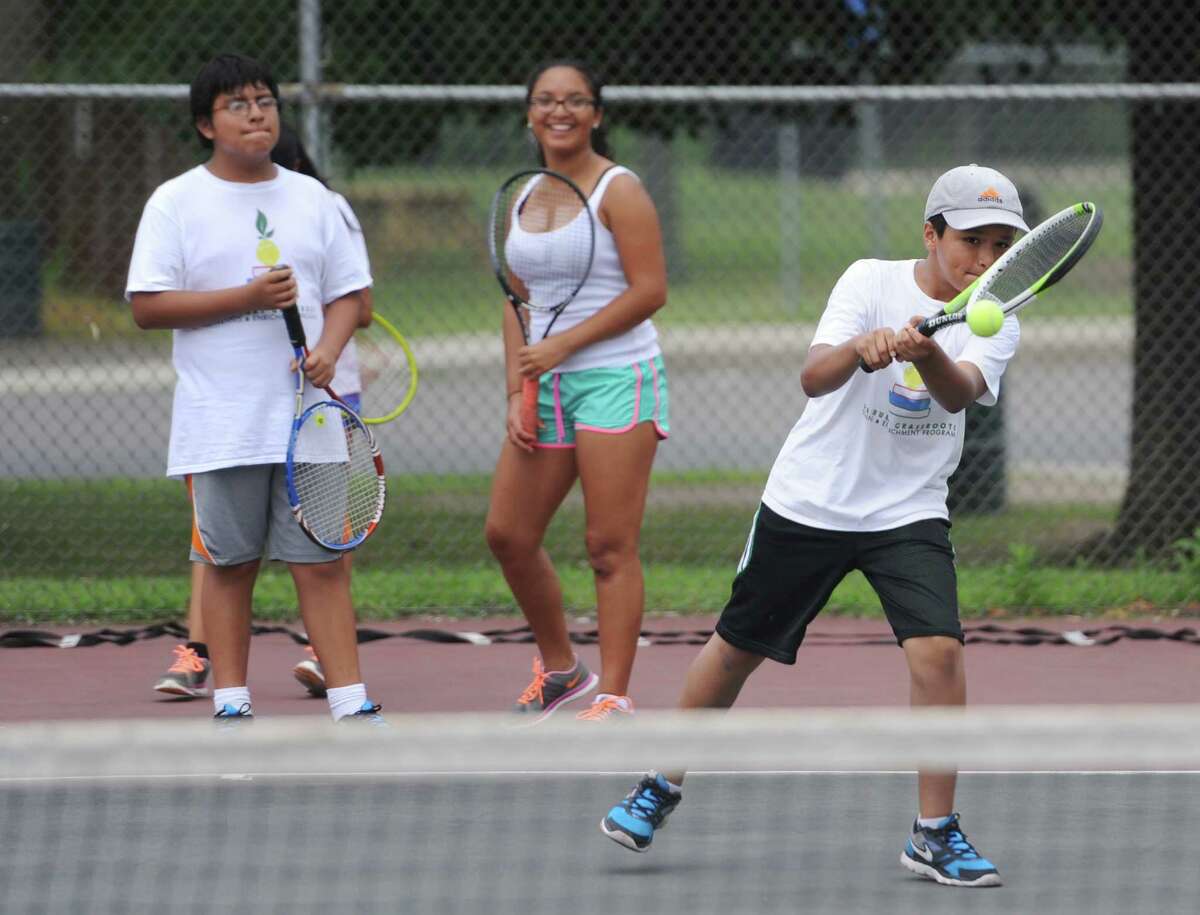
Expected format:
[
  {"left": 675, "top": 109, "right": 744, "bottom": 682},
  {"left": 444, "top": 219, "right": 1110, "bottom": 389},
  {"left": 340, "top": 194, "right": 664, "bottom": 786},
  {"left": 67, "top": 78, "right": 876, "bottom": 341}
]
[{"left": 359, "top": 311, "right": 419, "bottom": 425}]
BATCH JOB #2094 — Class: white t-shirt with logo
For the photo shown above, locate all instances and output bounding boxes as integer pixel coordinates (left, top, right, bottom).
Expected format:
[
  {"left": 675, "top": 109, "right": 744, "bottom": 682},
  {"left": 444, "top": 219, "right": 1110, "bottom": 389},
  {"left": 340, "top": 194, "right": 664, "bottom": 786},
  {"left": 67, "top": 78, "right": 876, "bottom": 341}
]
[
  {"left": 125, "top": 165, "right": 371, "bottom": 478},
  {"left": 329, "top": 191, "right": 369, "bottom": 395},
  {"left": 762, "top": 258, "right": 1019, "bottom": 532}
]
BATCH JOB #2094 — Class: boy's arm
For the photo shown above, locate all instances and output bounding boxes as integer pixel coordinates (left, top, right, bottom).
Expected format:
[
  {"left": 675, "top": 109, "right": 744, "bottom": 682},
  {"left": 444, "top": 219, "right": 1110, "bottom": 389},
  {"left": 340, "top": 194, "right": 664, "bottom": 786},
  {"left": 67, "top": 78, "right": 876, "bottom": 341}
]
[
  {"left": 356, "top": 288, "right": 374, "bottom": 328},
  {"left": 302, "top": 291, "right": 367, "bottom": 389},
  {"left": 130, "top": 268, "right": 298, "bottom": 330},
  {"left": 801, "top": 327, "right": 899, "bottom": 398},
  {"left": 894, "top": 317, "right": 987, "bottom": 413}
]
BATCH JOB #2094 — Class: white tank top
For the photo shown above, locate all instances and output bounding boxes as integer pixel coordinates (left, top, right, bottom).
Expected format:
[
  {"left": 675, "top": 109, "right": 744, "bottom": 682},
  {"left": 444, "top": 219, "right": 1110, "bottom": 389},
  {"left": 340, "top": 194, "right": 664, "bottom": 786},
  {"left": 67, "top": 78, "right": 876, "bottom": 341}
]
[{"left": 518, "top": 166, "right": 661, "bottom": 372}]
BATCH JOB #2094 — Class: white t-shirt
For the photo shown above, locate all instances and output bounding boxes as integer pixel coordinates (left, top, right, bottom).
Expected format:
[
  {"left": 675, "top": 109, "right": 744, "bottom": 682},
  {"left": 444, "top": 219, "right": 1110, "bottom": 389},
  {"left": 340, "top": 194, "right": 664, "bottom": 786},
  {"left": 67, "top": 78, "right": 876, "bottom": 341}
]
[
  {"left": 329, "top": 191, "right": 370, "bottom": 395},
  {"left": 514, "top": 166, "right": 661, "bottom": 372},
  {"left": 125, "top": 165, "right": 371, "bottom": 478},
  {"left": 762, "top": 258, "right": 1019, "bottom": 532}
]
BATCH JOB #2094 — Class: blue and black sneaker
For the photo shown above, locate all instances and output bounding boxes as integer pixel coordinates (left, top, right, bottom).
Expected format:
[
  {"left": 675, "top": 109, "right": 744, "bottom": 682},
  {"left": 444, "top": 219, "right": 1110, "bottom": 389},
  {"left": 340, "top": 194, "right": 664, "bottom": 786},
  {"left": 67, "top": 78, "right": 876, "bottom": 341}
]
[
  {"left": 213, "top": 702, "right": 253, "bottom": 729},
  {"left": 600, "top": 772, "right": 681, "bottom": 852},
  {"left": 901, "top": 813, "right": 1002, "bottom": 887},
  {"left": 338, "top": 701, "right": 388, "bottom": 727}
]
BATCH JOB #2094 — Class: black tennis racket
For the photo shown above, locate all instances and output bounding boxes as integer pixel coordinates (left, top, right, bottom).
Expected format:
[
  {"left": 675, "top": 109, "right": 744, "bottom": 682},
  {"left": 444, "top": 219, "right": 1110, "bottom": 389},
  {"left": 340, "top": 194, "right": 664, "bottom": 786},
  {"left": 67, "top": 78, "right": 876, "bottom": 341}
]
[
  {"left": 281, "top": 302, "right": 386, "bottom": 550},
  {"left": 861, "top": 202, "right": 1103, "bottom": 372},
  {"left": 488, "top": 169, "right": 596, "bottom": 433}
]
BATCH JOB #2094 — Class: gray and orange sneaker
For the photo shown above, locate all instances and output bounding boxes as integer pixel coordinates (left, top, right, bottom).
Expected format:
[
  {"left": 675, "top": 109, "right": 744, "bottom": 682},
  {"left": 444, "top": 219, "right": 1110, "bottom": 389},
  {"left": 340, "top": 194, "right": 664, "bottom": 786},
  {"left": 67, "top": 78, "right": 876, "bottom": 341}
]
[
  {"left": 153, "top": 645, "right": 211, "bottom": 699},
  {"left": 512, "top": 655, "right": 598, "bottom": 723},
  {"left": 292, "top": 646, "right": 327, "bottom": 698},
  {"left": 576, "top": 693, "right": 635, "bottom": 721}
]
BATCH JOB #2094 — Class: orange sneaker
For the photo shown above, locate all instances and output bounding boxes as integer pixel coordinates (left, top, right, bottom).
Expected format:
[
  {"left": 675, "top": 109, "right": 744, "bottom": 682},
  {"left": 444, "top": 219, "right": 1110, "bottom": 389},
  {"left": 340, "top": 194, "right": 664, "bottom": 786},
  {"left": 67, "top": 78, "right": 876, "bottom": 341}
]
[
  {"left": 292, "top": 645, "right": 327, "bottom": 698},
  {"left": 512, "top": 655, "right": 598, "bottom": 723},
  {"left": 576, "top": 693, "right": 635, "bottom": 721},
  {"left": 153, "top": 644, "right": 211, "bottom": 699}
]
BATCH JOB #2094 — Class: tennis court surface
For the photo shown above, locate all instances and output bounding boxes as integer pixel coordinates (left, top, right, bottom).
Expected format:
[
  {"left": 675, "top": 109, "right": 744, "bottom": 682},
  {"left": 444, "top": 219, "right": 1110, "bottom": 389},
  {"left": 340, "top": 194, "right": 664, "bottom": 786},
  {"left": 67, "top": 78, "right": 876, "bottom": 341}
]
[{"left": 3, "top": 706, "right": 1199, "bottom": 914}]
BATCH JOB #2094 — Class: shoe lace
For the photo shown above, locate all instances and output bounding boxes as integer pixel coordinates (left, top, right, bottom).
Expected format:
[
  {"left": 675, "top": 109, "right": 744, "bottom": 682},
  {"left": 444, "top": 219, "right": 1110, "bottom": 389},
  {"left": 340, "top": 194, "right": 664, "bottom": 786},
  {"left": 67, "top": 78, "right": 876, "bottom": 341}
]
[
  {"left": 621, "top": 776, "right": 672, "bottom": 825},
  {"left": 168, "top": 644, "right": 205, "bottom": 674},
  {"left": 304, "top": 645, "right": 319, "bottom": 661},
  {"left": 516, "top": 657, "right": 549, "bottom": 705},
  {"left": 576, "top": 695, "right": 633, "bottom": 721},
  {"left": 933, "top": 815, "right": 981, "bottom": 859}
]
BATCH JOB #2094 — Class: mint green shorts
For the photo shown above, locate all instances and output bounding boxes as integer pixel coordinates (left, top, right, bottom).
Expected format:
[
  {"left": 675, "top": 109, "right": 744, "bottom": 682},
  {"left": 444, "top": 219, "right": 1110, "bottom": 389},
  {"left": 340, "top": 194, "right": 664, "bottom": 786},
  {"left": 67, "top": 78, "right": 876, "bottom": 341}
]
[{"left": 536, "top": 355, "right": 670, "bottom": 448}]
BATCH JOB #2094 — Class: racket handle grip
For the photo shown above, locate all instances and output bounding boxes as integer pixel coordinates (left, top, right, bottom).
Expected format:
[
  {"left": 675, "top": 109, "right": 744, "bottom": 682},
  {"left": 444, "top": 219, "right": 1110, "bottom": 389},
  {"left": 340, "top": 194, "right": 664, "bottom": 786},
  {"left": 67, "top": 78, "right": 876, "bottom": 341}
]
[
  {"left": 859, "top": 357, "right": 875, "bottom": 374},
  {"left": 269, "top": 264, "right": 306, "bottom": 348},
  {"left": 520, "top": 377, "right": 539, "bottom": 435},
  {"left": 281, "top": 304, "right": 307, "bottom": 349}
]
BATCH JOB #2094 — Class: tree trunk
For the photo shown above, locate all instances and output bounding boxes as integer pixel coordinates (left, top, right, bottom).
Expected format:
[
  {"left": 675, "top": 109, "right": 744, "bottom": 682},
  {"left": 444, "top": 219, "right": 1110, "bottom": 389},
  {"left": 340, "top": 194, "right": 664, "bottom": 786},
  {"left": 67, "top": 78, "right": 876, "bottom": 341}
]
[{"left": 1106, "top": 3, "right": 1200, "bottom": 559}]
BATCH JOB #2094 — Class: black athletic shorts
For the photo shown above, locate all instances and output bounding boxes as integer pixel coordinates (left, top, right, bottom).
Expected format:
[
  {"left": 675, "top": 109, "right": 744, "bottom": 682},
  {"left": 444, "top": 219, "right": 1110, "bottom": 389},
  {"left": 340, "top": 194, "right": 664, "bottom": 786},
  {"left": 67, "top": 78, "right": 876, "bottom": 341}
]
[{"left": 715, "top": 503, "right": 962, "bottom": 664}]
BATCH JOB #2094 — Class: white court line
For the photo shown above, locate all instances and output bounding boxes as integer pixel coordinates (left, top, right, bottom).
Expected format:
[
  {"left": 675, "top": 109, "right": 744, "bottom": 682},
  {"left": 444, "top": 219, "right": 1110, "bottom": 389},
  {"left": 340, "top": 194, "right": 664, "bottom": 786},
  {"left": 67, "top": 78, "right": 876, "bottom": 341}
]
[{"left": 3, "top": 768, "right": 1198, "bottom": 785}]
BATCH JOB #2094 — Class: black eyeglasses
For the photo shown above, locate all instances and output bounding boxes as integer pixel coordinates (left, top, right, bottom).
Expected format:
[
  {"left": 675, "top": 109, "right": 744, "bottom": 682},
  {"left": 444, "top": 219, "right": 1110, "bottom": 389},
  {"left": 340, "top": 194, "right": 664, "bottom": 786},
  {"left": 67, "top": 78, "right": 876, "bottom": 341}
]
[
  {"left": 528, "top": 95, "right": 595, "bottom": 113},
  {"left": 214, "top": 95, "right": 279, "bottom": 117}
]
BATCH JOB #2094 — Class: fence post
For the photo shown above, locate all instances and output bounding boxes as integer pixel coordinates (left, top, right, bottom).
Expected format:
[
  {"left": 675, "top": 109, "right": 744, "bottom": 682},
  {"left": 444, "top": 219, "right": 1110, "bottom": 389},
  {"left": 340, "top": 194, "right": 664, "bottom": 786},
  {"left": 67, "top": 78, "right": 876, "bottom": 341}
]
[{"left": 298, "top": 0, "right": 325, "bottom": 169}]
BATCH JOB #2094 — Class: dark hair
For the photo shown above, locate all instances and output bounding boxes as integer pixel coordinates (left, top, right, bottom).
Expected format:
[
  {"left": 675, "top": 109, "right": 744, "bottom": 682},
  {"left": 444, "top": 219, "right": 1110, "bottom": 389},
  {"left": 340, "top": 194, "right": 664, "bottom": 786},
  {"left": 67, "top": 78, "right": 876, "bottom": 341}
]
[
  {"left": 189, "top": 53, "right": 281, "bottom": 148},
  {"left": 523, "top": 58, "right": 610, "bottom": 165},
  {"left": 927, "top": 213, "right": 947, "bottom": 237},
  {"left": 271, "top": 122, "right": 327, "bottom": 186}
]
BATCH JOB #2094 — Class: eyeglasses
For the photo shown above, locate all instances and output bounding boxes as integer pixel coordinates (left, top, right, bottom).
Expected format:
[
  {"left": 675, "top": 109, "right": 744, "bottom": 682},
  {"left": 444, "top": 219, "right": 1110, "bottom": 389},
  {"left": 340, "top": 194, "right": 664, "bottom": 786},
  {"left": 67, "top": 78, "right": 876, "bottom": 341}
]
[
  {"left": 528, "top": 95, "right": 595, "bottom": 113},
  {"left": 214, "top": 95, "right": 279, "bottom": 117}
]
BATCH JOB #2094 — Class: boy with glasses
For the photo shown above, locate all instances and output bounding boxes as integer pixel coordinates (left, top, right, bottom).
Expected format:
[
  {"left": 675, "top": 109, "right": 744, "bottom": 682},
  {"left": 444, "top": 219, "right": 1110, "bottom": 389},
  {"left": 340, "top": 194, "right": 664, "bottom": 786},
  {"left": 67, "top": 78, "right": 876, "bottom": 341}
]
[{"left": 127, "top": 54, "right": 384, "bottom": 725}]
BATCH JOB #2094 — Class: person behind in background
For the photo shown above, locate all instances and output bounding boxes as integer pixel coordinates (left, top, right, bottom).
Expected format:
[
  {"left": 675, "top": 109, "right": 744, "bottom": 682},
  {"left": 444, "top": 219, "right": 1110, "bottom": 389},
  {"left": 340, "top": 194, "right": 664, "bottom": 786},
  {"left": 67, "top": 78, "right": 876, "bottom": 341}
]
[
  {"left": 600, "top": 164, "right": 1028, "bottom": 889},
  {"left": 129, "top": 53, "right": 383, "bottom": 724},
  {"left": 484, "top": 59, "right": 669, "bottom": 723},
  {"left": 272, "top": 122, "right": 375, "bottom": 699}
]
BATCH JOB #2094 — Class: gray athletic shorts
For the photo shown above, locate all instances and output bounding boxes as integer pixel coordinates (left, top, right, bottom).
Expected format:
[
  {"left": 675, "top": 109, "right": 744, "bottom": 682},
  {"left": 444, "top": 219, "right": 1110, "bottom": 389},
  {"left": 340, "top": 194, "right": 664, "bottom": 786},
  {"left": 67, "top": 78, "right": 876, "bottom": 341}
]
[{"left": 187, "top": 464, "right": 340, "bottom": 566}]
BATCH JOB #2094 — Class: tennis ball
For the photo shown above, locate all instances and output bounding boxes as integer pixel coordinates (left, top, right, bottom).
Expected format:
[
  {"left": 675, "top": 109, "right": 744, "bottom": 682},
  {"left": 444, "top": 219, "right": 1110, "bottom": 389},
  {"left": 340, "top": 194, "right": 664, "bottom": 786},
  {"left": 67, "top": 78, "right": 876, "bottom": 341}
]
[{"left": 965, "top": 300, "right": 1005, "bottom": 337}]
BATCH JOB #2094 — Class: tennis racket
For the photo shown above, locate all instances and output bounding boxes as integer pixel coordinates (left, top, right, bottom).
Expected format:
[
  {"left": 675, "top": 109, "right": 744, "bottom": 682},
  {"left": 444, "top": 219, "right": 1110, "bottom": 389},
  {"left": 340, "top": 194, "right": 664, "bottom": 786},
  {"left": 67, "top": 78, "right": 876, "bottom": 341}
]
[
  {"left": 861, "top": 201, "right": 1103, "bottom": 373},
  {"left": 356, "top": 311, "right": 419, "bottom": 424},
  {"left": 281, "top": 302, "right": 386, "bottom": 551},
  {"left": 488, "top": 169, "right": 596, "bottom": 433}
]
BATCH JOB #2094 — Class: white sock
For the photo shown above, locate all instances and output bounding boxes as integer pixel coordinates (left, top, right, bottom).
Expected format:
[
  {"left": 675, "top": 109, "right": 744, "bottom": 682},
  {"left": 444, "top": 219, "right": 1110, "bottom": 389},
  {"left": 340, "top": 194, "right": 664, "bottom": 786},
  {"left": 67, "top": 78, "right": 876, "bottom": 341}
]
[
  {"left": 213, "top": 686, "right": 251, "bottom": 716},
  {"left": 917, "top": 814, "right": 953, "bottom": 830},
  {"left": 327, "top": 683, "right": 368, "bottom": 721}
]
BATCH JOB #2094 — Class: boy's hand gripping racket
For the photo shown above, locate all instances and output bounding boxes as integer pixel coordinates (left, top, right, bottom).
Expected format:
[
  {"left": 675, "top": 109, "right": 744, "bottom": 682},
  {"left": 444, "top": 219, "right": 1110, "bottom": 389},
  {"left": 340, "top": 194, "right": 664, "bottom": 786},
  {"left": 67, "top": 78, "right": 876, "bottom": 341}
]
[
  {"left": 281, "top": 301, "right": 386, "bottom": 550},
  {"left": 487, "top": 169, "right": 596, "bottom": 433},
  {"left": 861, "top": 202, "right": 1103, "bottom": 372}
]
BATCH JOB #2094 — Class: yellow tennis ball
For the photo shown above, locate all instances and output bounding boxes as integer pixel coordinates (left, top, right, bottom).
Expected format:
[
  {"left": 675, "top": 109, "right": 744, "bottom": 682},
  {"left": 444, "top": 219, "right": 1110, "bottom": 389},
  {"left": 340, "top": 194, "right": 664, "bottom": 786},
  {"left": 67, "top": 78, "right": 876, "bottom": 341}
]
[{"left": 965, "top": 300, "right": 1005, "bottom": 337}]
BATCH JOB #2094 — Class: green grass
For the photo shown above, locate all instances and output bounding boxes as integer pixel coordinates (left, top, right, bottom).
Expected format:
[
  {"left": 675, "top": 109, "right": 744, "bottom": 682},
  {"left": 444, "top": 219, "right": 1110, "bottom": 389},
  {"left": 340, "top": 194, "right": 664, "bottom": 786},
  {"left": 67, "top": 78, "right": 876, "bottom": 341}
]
[{"left": 3, "top": 475, "right": 1197, "bottom": 623}]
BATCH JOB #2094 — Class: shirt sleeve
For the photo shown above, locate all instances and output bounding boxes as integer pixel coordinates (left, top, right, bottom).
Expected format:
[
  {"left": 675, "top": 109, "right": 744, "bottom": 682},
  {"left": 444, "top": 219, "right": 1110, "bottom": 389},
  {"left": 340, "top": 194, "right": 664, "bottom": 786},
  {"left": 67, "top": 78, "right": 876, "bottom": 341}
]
[
  {"left": 957, "top": 313, "right": 1020, "bottom": 406},
  {"left": 331, "top": 192, "right": 372, "bottom": 279},
  {"left": 320, "top": 192, "right": 372, "bottom": 305},
  {"left": 811, "top": 260, "right": 875, "bottom": 348},
  {"left": 125, "top": 191, "right": 184, "bottom": 300}
]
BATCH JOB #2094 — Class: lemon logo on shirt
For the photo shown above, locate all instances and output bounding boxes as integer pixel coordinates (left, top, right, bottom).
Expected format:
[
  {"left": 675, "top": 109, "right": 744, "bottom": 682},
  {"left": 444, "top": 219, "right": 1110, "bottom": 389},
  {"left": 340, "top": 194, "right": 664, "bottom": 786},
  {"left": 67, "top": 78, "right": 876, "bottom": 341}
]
[{"left": 255, "top": 210, "right": 280, "bottom": 266}]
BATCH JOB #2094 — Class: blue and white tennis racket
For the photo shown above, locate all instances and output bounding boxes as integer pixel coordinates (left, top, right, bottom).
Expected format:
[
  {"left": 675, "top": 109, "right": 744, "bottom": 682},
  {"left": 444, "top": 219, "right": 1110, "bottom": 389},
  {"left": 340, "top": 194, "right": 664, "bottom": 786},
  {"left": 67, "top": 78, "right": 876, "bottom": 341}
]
[{"left": 281, "top": 302, "right": 386, "bottom": 550}]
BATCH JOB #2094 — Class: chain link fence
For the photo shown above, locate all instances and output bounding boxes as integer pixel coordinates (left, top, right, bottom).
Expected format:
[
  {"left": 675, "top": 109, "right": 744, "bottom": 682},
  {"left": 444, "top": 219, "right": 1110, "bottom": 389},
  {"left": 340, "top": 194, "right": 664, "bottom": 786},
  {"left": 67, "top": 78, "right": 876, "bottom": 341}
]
[{"left": 3, "top": 1, "right": 1198, "bottom": 614}]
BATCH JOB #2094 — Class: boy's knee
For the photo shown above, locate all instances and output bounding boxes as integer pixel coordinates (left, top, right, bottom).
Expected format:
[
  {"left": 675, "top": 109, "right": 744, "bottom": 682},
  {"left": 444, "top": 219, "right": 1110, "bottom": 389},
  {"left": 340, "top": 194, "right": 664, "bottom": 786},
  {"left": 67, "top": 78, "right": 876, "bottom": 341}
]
[{"left": 906, "top": 637, "right": 963, "bottom": 685}]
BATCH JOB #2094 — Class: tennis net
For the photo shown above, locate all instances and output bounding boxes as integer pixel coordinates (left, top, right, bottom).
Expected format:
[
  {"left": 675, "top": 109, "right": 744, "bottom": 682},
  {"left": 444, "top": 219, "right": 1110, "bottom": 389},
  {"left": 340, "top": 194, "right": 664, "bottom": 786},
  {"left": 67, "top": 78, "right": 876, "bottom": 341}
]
[{"left": 3, "top": 705, "right": 1198, "bottom": 914}]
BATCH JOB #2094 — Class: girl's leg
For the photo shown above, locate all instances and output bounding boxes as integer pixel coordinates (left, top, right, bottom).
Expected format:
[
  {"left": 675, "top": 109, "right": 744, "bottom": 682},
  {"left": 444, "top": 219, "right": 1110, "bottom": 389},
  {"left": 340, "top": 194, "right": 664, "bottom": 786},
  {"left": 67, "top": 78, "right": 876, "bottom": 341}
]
[
  {"left": 485, "top": 440, "right": 579, "bottom": 671},
  {"left": 574, "top": 423, "right": 659, "bottom": 696}
]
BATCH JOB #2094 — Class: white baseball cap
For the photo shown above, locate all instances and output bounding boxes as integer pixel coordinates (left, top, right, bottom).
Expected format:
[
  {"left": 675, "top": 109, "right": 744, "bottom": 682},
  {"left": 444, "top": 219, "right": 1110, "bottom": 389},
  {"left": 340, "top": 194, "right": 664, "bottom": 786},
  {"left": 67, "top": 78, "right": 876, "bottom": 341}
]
[{"left": 924, "top": 164, "right": 1029, "bottom": 232}]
